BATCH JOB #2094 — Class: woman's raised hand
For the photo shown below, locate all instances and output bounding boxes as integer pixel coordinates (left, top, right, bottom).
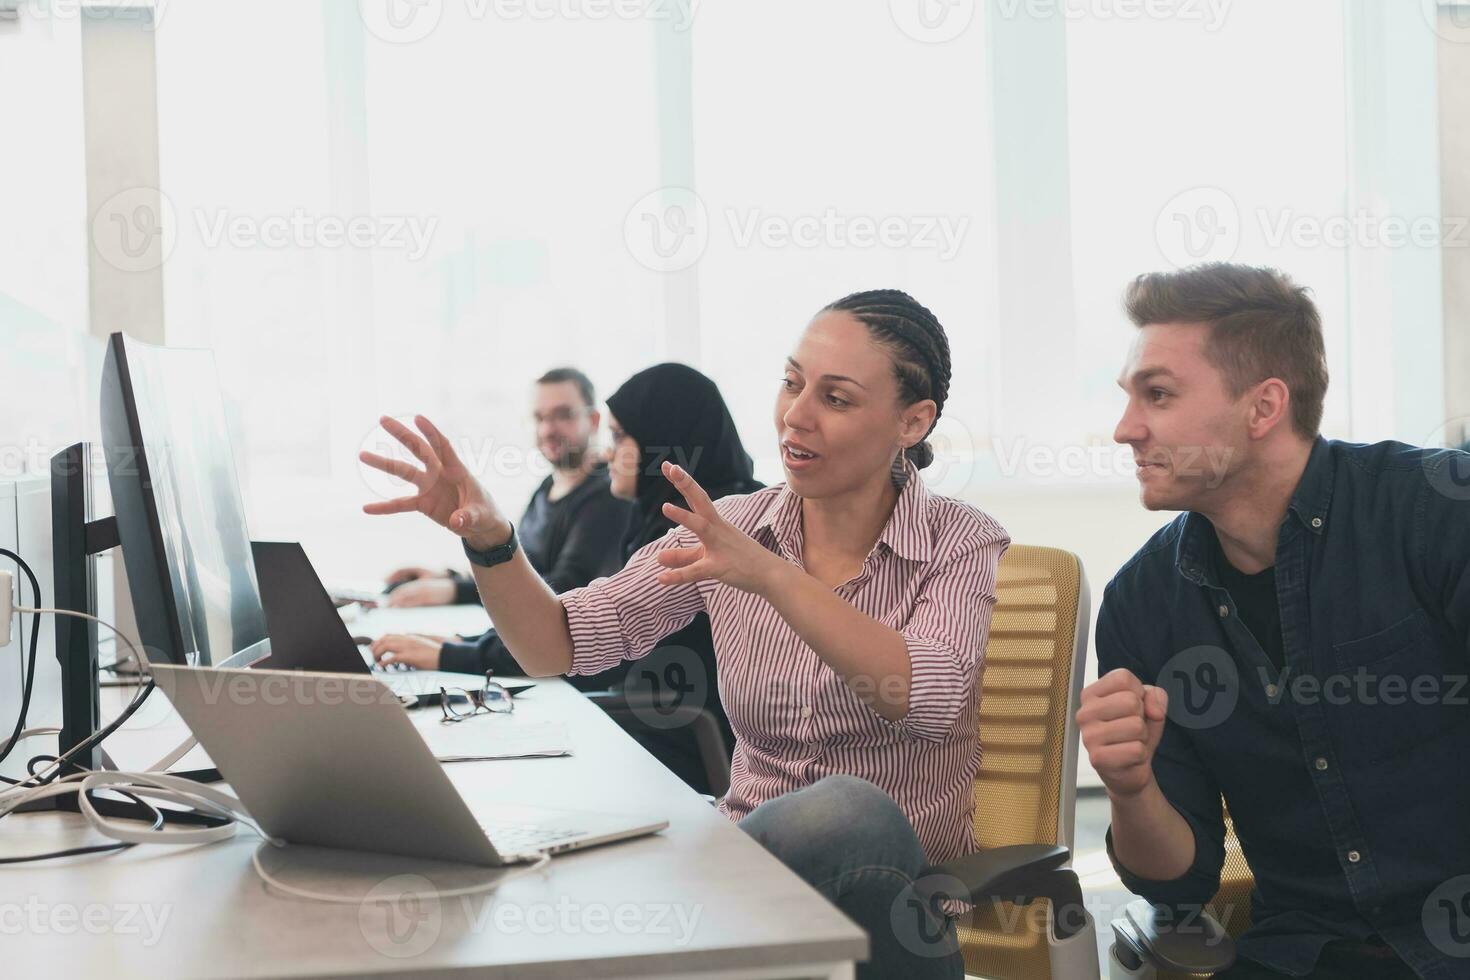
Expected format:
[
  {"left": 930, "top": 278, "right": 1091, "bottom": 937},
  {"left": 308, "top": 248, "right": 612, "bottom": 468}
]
[
  {"left": 359, "top": 415, "right": 509, "bottom": 550},
  {"left": 653, "top": 461, "right": 785, "bottom": 596}
]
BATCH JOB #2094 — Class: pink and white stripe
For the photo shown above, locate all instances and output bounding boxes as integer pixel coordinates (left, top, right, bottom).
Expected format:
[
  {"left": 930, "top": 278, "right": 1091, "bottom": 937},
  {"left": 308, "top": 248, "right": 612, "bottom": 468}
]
[{"left": 560, "top": 457, "right": 1009, "bottom": 865}]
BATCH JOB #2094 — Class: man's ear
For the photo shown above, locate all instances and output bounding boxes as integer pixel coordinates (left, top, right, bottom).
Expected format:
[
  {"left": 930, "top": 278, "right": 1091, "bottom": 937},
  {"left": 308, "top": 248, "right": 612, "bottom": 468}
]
[
  {"left": 1247, "top": 379, "right": 1290, "bottom": 439},
  {"left": 588, "top": 408, "right": 602, "bottom": 431}
]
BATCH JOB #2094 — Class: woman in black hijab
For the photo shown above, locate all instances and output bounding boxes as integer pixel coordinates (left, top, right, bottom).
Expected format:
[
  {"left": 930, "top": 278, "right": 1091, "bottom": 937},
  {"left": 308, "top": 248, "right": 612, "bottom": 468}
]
[
  {"left": 604, "top": 363, "right": 764, "bottom": 557},
  {"left": 599, "top": 363, "right": 763, "bottom": 792}
]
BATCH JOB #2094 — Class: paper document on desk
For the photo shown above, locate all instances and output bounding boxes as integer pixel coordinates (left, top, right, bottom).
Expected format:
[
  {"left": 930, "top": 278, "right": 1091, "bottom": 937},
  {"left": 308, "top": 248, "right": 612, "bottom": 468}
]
[{"left": 429, "top": 721, "right": 571, "bottom": 762}]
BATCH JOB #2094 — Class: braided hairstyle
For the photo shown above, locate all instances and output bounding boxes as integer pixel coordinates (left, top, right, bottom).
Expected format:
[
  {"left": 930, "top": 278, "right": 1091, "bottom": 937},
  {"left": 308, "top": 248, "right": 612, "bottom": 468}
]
[{"left": 822, "top": 289, "right": 951, "bottom": 473}]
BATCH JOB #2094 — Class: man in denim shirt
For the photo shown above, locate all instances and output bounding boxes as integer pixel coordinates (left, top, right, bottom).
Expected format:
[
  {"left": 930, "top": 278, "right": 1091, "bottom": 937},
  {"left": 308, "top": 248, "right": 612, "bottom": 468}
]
[{"left": 1077, "top": 263, "right": 1470, "bottom": 979}]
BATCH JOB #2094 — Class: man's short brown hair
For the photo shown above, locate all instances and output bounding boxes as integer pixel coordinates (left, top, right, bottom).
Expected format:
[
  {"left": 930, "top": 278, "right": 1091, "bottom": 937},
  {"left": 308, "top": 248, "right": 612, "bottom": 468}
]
[{"left": 1124, "top": 263, "right": 1329, "bottom": 439}]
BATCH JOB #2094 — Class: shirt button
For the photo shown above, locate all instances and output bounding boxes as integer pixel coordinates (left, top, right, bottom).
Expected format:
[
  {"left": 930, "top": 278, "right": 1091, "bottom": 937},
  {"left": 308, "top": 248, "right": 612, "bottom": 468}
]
[
  {"left": 1218, "top": 604, "right": 1229, "bottom": 617},
  {"left": 1347, "top": 850, "right": 1361, "bottom": 863},
  {"left": 799, "top": 705, "right": 813, "bottom": 718},
  {"left": 1314, "top": 757, "right": 1329, "bottom": 771},
  {"left": 1265, "top": 684, "right": 1278, "bottom": 698},
  {"left": 1311, "top": 517, "right": 1323, "bottom": 528}
]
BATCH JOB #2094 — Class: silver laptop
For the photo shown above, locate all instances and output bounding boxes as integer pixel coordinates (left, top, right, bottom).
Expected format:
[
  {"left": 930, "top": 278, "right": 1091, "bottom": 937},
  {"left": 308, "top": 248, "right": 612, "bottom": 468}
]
[{"left": 150, "top": 664, "right": 668, "bottom": 864}]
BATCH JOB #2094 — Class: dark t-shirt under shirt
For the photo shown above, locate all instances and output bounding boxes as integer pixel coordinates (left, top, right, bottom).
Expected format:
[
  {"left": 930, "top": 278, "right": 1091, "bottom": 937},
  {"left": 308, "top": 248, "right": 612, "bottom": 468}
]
[{"left": 1210, "top": 531, "right": 1285, "bottom": 670}]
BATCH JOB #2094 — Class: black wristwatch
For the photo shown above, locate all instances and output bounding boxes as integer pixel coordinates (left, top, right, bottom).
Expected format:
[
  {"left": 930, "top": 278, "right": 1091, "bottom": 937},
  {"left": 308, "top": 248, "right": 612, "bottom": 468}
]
[{"left": 462, "top": 523, "right": 518, "bottom": 568}]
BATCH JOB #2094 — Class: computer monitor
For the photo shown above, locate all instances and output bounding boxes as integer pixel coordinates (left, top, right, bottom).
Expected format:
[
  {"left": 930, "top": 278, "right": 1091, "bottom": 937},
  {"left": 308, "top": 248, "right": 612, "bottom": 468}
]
[
  {"left": 0, "top": 474, "right": 63, "bottom": 782},
  {"left": 101, "top": 332, "right": 269, "bottom": 669}
]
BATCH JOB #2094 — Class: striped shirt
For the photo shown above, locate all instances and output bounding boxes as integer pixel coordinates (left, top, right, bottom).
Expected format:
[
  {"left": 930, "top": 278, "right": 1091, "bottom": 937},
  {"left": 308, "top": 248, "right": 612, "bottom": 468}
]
[{"left": 560, "top": 457, "right": 1010, "bottom": 865}]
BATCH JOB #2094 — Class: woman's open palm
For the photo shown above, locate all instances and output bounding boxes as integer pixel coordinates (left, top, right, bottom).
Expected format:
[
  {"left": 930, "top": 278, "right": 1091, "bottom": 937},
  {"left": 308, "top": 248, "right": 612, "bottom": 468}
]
[
  {"left": 653, "top": 461, "right": 781, "bottom": 595},
  {"left": 359, "top": 415, "right": 504, "bottom": 546}
]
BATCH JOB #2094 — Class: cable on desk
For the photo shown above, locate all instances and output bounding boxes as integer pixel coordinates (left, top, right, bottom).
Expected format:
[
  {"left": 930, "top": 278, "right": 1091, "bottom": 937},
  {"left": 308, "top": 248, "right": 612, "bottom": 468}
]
[
  {"left": 0, "top": 590, "right": 559, "bottom": 896},
  {"left": 0, "top": 549, "right": 43, "bottom": 778},
  {"left": 250, "top": 844, "right": 552, "bottom": 904}
]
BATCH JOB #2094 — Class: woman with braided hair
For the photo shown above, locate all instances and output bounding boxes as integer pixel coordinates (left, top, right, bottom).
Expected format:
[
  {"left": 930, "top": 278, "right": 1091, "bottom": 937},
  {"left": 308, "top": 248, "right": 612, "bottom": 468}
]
[{"left": 360, "top": 289, "right": 1009, "bottom": 979}]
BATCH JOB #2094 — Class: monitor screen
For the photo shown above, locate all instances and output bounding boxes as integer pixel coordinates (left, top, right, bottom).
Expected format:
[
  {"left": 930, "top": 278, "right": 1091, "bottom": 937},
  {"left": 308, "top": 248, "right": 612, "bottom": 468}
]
[{"left": 101, "top": 333, "right": 269, "bottom": 668}]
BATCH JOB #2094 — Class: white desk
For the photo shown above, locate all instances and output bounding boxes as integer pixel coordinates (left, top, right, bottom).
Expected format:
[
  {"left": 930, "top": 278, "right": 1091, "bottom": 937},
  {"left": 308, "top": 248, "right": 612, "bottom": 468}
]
[
  {"left": 341, "top": 603, "right": 494, "bottom": 644},
  {"left": 0, "top": 675, "right": 866, "bottom": 979}
]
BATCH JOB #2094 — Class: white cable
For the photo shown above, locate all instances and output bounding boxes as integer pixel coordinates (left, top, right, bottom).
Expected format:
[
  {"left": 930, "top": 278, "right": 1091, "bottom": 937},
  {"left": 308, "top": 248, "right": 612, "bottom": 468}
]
[
  {"left": 1, "top": 766, "right": 554, "bottom": 904},
  {"left": 250, "top": 845, "right": 551, "bottom": 904},
  {"left": 9, "top": 605, "right": 194, "bottom": 774},
  {"left": 146, "top": 736, "right": 198, "bottom": 773},
  {"left": 16, "top": 606, "right": 146, "bottom": 671},
  {"left": 0, "top": 605, "right": 555, "bottom": 903},
  {"left": 0, "top": 726, "right": 60, "bottom": 758},
  {"left": 0, "top": 665, "right": 154, "bottom": 793},
  {"left": 75, "top": 771, "right": 271, "bottom": 845}
]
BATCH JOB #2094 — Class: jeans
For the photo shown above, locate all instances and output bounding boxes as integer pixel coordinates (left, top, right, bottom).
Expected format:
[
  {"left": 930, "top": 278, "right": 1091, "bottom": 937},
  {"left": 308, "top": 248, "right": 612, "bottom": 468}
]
[{"left": 737, "top": 774, "right": 965, "bottom": 980}]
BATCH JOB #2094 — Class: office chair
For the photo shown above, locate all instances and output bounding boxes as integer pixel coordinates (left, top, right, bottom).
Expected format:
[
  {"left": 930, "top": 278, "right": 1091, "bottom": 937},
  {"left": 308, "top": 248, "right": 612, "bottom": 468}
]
[
  {"left": 588, "top": 625, "right": 734, "bottom": 797},
  {"left": 1107, "top": 804, "right": 1255, "bottom": 978},
  {"left": 588, "top": 690, "right": 732, "bottom": 797},
  {"left": 924, "top": 544, "right": 1100, "bottom": 979},
  {"left": 930, "top": 544, "right": 1251, "bottom": 979}
]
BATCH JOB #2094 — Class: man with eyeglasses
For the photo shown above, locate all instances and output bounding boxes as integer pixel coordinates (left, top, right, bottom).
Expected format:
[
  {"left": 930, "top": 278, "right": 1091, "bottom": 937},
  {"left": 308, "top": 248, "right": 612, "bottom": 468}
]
[{"left": 373, "top": 367, "right": 633, "bottom": 675}]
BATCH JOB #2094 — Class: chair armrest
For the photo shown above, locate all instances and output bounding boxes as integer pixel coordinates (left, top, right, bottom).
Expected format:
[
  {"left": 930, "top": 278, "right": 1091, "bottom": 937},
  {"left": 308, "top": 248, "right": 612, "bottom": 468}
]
[
  {"left": 1109, "top": 898, "right": 1236, "bottom": 974},
  {"left": 584, "top": 690, "right": 731, "bottom": 797},
  {"left": 932, "top": 843, "right": 1070, "bottom": 901},
  {"left": 583, "top": 689, "right": 710, "bottom": 727},
  {"left": 930, "top": 844, "right": 1091, "bottom": 942}
]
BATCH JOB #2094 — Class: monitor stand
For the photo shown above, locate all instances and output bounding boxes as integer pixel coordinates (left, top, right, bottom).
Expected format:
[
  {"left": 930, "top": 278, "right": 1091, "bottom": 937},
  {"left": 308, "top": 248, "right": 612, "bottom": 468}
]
[{"left": 14, "top": 444, "right": 219, "bottom": 825}]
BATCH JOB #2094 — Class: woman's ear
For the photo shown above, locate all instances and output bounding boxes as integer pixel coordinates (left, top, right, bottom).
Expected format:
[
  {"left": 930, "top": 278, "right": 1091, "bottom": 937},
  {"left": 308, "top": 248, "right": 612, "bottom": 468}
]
[{"left": 899, "top": 399, "right": 938, "bottom": 449}]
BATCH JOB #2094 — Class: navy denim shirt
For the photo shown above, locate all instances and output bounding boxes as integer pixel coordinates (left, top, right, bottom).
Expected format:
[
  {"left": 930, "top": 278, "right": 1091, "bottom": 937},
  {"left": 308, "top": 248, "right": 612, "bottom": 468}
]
[{"left": 1098, "top": 438, "right": 1470, "bottom": 979}]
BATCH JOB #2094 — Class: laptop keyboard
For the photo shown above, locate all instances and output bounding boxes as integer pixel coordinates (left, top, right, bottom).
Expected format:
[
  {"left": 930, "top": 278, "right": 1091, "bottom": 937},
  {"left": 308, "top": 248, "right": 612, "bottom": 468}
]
[{"left": 480, "top": 821, "right": 587, "bottom": 856}]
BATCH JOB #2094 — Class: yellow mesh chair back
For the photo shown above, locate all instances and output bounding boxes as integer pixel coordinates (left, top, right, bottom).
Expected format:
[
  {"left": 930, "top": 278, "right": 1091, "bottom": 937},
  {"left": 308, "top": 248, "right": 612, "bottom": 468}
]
[{"left": 958, "top": 544, "right": 1089, "bottom": 980}]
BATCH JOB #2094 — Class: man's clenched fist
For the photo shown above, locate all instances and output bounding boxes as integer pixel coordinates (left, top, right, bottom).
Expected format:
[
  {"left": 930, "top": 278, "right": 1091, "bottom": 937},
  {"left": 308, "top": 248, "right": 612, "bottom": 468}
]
[{"left": 1077, "top": 668, "right": 1169, "bottom": 799}]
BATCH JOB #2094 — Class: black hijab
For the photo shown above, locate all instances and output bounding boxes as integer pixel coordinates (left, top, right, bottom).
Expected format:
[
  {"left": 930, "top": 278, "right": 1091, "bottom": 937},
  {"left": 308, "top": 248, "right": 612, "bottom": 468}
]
[{"left": 605, "top": 363, "right": 763, "bottom": 557}]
